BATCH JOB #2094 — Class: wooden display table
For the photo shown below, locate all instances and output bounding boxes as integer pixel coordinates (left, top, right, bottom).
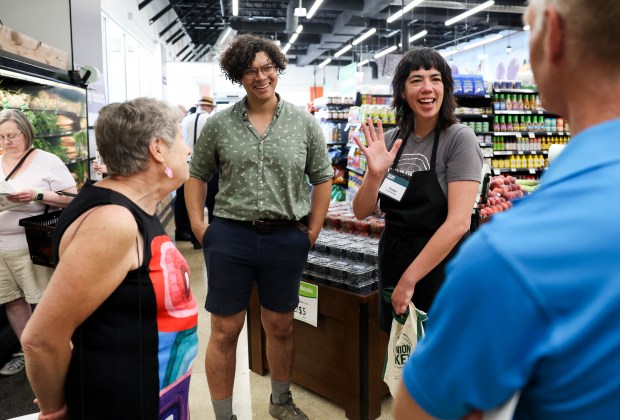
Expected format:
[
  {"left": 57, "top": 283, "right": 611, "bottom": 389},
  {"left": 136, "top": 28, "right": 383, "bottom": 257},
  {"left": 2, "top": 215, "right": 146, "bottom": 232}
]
[{"left": 247, "top": 279, "right": 390, "bottom": 420}]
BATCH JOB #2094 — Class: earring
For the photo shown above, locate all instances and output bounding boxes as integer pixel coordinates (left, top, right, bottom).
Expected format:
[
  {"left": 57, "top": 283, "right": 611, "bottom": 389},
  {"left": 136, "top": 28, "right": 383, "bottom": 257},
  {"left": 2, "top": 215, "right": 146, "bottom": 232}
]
[{"left": 164, "top": 165, "right": 174, "bottom": 179}]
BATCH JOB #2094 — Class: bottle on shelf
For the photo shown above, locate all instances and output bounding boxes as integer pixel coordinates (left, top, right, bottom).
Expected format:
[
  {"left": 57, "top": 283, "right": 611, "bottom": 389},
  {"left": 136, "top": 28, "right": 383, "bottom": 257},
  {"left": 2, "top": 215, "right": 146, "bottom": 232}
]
[
  {"left": 498, "top": 94, "right": 506, "bottom": 110},
  {"left": 515, "top": 94, "right": 523, "bottom": 111},
  {"left": 520, "top": 115, "right": 527, "bottom": 132},
  {"left": 500, "top": 115, "right": 507, "bottom": 132},
  {"left": 493, "top": 115, "right": 500, "bottom": 132},
  {"left": 523, "top": 94, "right": 531, "bottom": 111},
  {"left": 527, "top": 155, "right": 534, "bottom": 168},
  {"left": 531, "top": 116, "right": 539, "bottom": 133}
]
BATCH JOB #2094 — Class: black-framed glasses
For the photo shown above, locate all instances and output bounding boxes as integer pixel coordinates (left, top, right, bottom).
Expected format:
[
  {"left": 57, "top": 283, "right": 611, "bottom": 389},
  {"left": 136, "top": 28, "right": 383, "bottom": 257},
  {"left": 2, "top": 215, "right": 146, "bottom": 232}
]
[
  {"left": 0, "top": 132, "right": 22, "bottom": 143},
  {"left": 243, "top": 63, "right": 276, "bottom": 80}
]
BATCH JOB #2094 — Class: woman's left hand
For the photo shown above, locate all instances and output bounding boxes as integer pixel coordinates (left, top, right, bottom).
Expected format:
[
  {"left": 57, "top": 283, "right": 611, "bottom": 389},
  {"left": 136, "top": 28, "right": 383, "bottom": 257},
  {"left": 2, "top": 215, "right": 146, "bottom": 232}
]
[
  {"left": 7, "top": 189, "right": 36, "bottom": 204},
  {"left": 392, "top": 277, "right": 415, "bottom": 316}
]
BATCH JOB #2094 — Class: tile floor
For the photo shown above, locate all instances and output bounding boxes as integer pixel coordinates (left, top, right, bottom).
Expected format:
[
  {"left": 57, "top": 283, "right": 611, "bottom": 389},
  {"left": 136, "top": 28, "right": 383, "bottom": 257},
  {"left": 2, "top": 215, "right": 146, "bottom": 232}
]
[{"left": 176, "top": 238, "right": 394, "bottom": 419}]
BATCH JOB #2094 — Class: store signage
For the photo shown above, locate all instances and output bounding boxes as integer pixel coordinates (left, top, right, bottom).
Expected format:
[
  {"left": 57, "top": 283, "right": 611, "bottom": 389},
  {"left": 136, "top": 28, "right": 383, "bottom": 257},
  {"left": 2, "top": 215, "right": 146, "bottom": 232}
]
[
  {"left": 338, "top": 63, "right": 358, "bottom": 99},
  {"left": 294, "top": 281, "right": 318, "bottom": 327}
]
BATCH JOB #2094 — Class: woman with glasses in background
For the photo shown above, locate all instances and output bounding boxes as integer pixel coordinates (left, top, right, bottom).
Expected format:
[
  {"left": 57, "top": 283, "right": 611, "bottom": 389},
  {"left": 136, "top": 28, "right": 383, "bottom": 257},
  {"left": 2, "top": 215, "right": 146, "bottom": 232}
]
[
  {"left": 0, "top": 108, "right": 76, "bottom": 376},
  {"left": 184, "top": 33, "right": 333, "bottom": 420}
]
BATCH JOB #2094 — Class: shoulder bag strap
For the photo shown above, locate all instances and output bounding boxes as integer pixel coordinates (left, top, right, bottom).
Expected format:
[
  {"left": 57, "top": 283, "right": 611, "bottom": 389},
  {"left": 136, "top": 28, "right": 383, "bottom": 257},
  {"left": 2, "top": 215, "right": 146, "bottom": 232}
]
[
  {"left": 193, "top": 113, "right": 203, "bottom": 147},
  {"left": 4, "top": 147, "right": 35, "bottom": 181}
]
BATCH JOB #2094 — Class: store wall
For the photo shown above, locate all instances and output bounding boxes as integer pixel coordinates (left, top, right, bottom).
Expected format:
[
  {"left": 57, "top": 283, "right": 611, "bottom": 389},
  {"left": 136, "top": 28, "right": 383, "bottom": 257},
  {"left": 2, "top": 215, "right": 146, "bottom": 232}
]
[
  {"left": 0, "top": 0, "right": 72, "bottom": 59},
  {"left": 166, "top": 62, "right": 377, "bottom": 109},
  {"left": 446, "top": 31, "right": 531, "bottom": 84}
]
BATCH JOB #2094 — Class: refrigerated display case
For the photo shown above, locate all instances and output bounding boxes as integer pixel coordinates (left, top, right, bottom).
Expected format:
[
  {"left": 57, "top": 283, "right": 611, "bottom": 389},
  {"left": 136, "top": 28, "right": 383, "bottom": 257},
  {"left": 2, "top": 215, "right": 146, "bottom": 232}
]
[{"left": 0, "top": 52, "right": 89, "bottom": 187}]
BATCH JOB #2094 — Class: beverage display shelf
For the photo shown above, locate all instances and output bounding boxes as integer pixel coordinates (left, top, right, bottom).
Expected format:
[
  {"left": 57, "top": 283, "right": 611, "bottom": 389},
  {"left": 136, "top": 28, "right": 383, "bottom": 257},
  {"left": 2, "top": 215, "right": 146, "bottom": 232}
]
[
  {"left": 494, "top": 110, "right": 548, "bottom": 115},
  {"left": 493, "top": 167, "right": 544, "bottom": 175},
  {"left": 493, "top": 88, "right": 538, "bottom": 94},
  {"left": 492, "top": 131, "right": 571, "bottom": 136},
  {"left": 456, "top": 113, "right": 491, "bottom": 118},
  {"left": 346, "top": 165, "right": 365, "bottom": 176},
  {"left": 493, "top": 150, "right": 549, "bottom": 156}
]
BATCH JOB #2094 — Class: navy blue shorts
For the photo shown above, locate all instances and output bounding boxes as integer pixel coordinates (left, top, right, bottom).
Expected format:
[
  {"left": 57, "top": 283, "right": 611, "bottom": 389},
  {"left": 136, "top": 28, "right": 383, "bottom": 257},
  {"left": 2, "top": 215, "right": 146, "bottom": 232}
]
[{"left": 202, "top": 217, "right": 312, "bottom": 315}]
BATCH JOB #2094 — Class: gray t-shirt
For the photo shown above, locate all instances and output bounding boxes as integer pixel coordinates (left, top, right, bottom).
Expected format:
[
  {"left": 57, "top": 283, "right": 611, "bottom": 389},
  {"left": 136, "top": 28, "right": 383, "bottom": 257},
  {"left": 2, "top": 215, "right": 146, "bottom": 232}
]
[{"left": 384, "top": 123, "right": 483, "bottom": 197}]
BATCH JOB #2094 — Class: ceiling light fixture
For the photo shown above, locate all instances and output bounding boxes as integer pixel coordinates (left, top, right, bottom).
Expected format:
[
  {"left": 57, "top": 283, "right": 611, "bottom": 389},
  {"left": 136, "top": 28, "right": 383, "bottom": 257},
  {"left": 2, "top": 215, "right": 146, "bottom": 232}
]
[
  {"left": 296, "top": 25, "right": 304, "bottom": 34},
  {"left": 408, "top": 29, "right": 427, "bottom": 43},
  {"left": 232, "top": 0, "right": 239, "bottom": 17},
  {"left": 462, "top": 33, "right": 503, "bottom": 50},
  {"left": 294, "top": 0, "right": 307, "bottom": 17},
  {"left": 357, "top": 59, "right": 370, "bottom": 67},
  {"left": 307, "top": 0, "right": 325, "bottom": 20},
  {"left": 318, "top": 57, "right": 331, "bottom": 68},
  {"left": 445, "top": 1, "right": 494, "bottom": 26},
  {"left": 282, "top": 43, "right": 292, "bottom": 54},
  {"left": 289, "top": 33, "right": 299, "bottom": 44},
  {"left": 441, "top": 48, "right": 460, "bottom": 58},
  {"left": 352, "top": 28, "right": 377, "bottom": 46},
  {"left": 334, "top": 44, "right": 352, "bottom": 57},
  {"left": 387, "top": 0, "right": 426, "bottom": 24},
  {"left": 374, "top": 45, "right": 398, "bottom": 59}
]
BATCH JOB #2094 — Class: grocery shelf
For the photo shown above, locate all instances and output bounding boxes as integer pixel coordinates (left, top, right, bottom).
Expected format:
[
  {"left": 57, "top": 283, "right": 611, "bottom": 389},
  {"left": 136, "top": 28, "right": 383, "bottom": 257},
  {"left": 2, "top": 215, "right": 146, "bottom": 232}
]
[{"left": 346, "top": 165, "right": 365, "bottom": 176}]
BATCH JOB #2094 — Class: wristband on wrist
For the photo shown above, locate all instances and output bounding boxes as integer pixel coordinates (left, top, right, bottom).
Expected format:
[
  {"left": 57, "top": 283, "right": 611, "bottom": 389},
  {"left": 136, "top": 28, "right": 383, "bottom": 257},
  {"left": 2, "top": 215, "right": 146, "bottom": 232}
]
[{"left": 35, "top": 191, "right": 44, "bottom": 202}]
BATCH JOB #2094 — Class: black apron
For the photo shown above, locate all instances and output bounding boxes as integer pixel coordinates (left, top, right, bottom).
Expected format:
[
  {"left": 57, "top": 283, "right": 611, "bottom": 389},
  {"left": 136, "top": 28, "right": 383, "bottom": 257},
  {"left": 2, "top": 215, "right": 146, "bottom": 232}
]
[{"left": 378, "top": 128, "right": 467, "bottom": 332}]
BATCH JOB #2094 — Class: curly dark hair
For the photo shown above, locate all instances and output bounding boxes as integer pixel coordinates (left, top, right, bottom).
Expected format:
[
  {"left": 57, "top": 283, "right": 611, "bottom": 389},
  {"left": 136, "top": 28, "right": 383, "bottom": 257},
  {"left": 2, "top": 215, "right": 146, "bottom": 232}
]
[
  {"left": 391, "top": 47, "right": 457, "bottom": 136},
  {"left": 219, "top": 34, "right": 287, "bottom": 85}
]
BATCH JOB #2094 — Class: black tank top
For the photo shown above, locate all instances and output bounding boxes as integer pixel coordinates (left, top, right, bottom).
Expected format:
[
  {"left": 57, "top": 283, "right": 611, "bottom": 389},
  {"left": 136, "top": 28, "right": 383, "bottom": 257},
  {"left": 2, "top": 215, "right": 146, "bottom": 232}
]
[{"left": 52, "top": 184, "right": 198, "bottom": 419}]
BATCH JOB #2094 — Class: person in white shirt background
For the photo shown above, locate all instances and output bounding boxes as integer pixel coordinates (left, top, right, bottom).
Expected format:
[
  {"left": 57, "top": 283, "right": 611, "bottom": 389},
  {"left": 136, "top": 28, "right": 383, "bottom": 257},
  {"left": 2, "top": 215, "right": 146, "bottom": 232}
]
[{"left": 175, "top": 96, "right": 218, "bottom": 249}]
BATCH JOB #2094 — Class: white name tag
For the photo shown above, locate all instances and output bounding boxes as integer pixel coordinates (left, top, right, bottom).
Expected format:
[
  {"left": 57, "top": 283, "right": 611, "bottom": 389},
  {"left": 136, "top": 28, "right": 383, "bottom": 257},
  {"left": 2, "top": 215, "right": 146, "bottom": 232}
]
[{"left": 379, "top": 171, "right": 409, "bottom": 202}]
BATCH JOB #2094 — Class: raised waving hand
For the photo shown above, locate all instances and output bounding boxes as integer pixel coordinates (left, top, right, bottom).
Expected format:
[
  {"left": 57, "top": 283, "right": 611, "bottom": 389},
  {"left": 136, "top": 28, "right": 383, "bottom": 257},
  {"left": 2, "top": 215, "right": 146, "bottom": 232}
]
[{"left": 352, "top": 117, "right": 403, "bottom": 179}]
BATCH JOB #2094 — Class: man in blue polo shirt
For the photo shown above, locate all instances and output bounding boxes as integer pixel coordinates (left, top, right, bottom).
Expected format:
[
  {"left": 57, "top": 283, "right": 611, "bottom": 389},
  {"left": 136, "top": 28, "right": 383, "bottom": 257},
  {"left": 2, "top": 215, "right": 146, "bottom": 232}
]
[{"left": 393, "top": 0, "right": 620, "bottom": 419}]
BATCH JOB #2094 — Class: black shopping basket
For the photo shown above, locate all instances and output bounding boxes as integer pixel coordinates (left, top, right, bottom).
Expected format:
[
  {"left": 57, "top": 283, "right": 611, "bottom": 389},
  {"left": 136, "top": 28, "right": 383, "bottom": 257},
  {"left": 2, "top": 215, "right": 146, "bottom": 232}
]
[
  {"left": 18, "top": 191, "right": 77, "bottom": 268},
  {"left": 19, "top": 210, "right": 63, "bottom": 268}
]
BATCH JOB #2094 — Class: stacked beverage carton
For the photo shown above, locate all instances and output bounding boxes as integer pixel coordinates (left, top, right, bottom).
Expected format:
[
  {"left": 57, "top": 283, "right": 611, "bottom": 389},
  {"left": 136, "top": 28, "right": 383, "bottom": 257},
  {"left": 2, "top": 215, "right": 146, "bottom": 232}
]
[{"left": 303, "top": 229, "right": 379, "bottom": 294}]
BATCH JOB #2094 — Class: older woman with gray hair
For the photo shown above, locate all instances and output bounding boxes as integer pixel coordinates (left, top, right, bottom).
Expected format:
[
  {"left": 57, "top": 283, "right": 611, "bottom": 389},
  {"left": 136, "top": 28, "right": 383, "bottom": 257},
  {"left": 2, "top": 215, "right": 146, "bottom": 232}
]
[
  {"left": 22, "top": 98, "right": 198, "bottom": 420},
  {"left": 0, "top": 108, "right": 76, "bottom": 377}
]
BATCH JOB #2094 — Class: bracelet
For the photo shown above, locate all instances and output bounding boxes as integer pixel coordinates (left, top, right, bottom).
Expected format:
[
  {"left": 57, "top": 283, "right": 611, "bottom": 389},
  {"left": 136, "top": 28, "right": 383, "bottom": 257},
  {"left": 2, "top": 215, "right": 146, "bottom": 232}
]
[{"left": 35, "top": 191, "right": 44, "bottom": 202}]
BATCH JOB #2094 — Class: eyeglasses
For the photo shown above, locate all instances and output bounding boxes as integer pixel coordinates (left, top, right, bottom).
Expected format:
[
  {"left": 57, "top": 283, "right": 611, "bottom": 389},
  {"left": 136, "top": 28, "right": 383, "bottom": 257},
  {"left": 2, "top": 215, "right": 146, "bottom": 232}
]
[
  {"left": 0, "top": 132, "right": 22, "bottom": 143},
  {"left": 243, "top": 63, "right": 276, "bottom": 80}
]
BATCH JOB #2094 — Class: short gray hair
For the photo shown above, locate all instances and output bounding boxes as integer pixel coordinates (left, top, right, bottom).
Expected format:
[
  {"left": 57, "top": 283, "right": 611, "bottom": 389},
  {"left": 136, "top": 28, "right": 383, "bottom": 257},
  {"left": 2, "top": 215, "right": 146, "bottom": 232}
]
[
  {"left": 94, "top": 97, "right": 182, "bottom": 176},
  {"left": 527, "top": 0, "right": 620, "bottom": 66},
  {"left": 0, "top": 108, "right": 35, "bottom": 149}
]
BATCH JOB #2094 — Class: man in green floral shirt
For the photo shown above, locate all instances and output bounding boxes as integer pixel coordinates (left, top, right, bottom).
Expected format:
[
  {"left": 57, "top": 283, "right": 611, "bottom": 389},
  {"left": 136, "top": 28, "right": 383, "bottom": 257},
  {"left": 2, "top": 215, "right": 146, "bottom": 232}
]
[{"left": 185, "top": 34, "right": 332, "bottom": 420}]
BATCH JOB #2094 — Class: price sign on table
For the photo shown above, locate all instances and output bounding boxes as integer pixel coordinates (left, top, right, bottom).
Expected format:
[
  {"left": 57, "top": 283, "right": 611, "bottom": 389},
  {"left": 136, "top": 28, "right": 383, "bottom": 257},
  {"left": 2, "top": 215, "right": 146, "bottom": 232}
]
[{"left": 294, "top": 281, "right": 318, "bottom": 327}]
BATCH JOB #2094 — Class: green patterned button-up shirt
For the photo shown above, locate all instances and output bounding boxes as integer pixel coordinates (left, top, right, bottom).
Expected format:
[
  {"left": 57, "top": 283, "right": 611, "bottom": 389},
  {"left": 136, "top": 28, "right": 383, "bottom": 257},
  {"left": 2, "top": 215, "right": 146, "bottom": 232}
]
[{"left": 189, "top": 95, "right": 333, "bottom": 221}]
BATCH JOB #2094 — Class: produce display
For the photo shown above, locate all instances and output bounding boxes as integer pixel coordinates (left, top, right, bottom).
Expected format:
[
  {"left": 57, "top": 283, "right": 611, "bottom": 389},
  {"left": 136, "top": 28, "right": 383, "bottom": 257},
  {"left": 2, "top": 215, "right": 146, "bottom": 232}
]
[
  {"left": 0, "top": 83, "right": 88, "bottom": 187},
  {"left": 477, "top": 175, "right": 536, "bottom": 219},
  {"left": 323, "top": 201, "right": 384, "bottom": 238}
]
